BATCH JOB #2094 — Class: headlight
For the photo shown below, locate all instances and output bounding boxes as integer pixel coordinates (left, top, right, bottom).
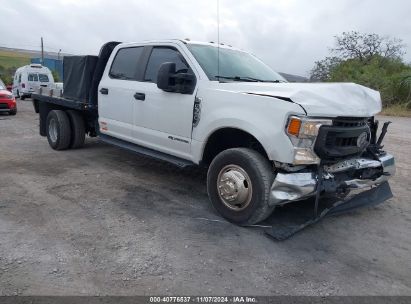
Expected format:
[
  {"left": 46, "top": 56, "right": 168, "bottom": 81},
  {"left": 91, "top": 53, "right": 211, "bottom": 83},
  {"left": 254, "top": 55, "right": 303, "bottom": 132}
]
[
  {"left": 0, "top": 94, "right": 13, "bottom": 100},
  {"left": 286, "top": 116, "right": 332, "bottom": 165},
  {"left": 287, "top": 116, "right": 332, "bottom": 138}
]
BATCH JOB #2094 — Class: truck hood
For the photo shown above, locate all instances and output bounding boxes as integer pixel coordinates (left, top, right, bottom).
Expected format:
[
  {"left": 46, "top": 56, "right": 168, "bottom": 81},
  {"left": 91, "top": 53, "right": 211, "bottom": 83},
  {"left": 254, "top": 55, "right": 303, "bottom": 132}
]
[{"left": 217, "top": 82, "right": 382, "bottom": 117}]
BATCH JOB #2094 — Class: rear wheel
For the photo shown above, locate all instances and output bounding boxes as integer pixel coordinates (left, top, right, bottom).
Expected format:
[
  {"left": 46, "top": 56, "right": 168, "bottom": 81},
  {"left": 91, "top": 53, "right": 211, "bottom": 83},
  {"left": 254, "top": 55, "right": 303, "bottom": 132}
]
[
  {"left": 207, "top": 148, "right": 275, "bottom": 225},
  {"left": 66, "top": 110, "right": 85, "bottom": 149},
  {"left": 46, "top": 110, "right": 72, "bottom": 150},
  {"left": 33, "top": 100, "right": 39, "bottom": 113}
]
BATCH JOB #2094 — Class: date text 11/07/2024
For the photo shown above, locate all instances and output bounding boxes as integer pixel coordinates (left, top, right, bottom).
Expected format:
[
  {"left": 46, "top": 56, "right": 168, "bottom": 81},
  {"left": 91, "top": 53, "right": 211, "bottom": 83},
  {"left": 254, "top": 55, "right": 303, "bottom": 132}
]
[{"left": 149, "top": 296, "right": 257, "bottom": 303}]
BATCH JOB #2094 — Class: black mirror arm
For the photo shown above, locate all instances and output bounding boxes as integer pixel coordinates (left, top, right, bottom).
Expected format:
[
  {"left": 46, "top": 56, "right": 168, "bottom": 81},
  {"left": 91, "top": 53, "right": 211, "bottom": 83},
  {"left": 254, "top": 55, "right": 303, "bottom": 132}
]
[{"left": 171, "top": 73, "right": 196, "bottom": 94}]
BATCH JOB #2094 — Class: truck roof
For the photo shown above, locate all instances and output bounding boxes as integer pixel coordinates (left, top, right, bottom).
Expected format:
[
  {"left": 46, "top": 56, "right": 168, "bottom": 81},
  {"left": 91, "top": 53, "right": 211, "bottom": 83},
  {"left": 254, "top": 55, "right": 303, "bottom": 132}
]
[
  {"left": 117, "top": 39, "right": 242, "bottom": 51},
  {"left": 16, "top": 64, "right": 51, "bottom": 73}
]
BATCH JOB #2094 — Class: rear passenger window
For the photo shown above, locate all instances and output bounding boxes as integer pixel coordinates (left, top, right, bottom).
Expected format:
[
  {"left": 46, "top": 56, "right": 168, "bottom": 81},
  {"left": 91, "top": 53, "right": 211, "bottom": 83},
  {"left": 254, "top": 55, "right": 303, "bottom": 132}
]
[
  {"left": 144, "top": 47, "right": 189, "bottom": 83},
  {"left": 109, "top": 47, "right": 144, "bottom": 80},
  {"left": 39, "top": 74, "right": 49, "bottom": 82},
  {"left": 28, "top": 73, "right": 39, "bottom": 82}
]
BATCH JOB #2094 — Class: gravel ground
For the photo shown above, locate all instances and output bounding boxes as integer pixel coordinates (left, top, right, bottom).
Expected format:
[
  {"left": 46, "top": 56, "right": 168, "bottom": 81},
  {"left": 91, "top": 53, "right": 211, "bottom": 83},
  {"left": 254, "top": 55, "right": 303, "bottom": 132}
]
[{"left": 0, "top": 99, "right": 410, "bottom": 296}]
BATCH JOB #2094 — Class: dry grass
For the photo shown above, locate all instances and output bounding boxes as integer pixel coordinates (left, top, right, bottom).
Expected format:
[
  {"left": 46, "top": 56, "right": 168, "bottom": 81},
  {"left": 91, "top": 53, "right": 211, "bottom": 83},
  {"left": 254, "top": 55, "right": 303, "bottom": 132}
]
[{"left": 381, "top": 104, "right": 411, "bottom": 117}]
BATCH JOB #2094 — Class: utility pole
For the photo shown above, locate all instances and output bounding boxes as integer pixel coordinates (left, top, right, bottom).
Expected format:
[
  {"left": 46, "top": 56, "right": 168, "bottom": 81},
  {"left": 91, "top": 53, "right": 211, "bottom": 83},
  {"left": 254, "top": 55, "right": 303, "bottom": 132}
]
[
  {"left": 41, "top": 37, "right": 44, "bottom": 65},
  {"left": 58, "top": 49, "right": 61, "bottom": 61}
]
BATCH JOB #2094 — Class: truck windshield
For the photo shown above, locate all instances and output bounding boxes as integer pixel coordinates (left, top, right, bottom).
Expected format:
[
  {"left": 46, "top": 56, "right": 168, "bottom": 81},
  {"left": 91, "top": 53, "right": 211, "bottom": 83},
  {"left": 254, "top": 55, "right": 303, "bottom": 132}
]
[
  {"left": 187, "top": 44, "right": 286, "bottom": 83},
  {"left": 38, "top": 74, "right": 49, "bottom": 82}
]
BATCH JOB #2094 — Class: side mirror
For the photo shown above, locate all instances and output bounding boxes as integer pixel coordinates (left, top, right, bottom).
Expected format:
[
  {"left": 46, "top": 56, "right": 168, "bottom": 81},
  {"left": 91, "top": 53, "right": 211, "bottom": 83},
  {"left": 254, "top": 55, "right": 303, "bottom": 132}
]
[
  {"left": 157, "top": 62, "right": 196, "bottom": 94},
  {"left": 157, "top": 62, "right": 176, "bottom": 92}
]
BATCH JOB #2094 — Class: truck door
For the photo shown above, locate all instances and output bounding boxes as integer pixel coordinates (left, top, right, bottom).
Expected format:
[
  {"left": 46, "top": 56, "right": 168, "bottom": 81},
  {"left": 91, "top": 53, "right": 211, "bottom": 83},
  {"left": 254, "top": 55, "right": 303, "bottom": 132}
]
[
  {"left": 98, "top": 46, "right": 145, "bottom": 142},
  {"left": 27, "top": 73, "right": 39, "bottom": 92},
  {"left": 131, "top": 46, "right": 196, "bottom": 159},
  {"left": 38, "top": 72, "right": 52, "bottom": 89}
]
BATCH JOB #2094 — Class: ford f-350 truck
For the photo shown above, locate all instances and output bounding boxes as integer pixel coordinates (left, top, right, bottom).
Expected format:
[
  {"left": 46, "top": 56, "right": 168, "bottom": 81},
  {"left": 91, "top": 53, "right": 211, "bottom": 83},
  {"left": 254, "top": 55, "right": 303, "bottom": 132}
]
[{"left": 32, "top": 39, "right": 395, "bottom": 226}]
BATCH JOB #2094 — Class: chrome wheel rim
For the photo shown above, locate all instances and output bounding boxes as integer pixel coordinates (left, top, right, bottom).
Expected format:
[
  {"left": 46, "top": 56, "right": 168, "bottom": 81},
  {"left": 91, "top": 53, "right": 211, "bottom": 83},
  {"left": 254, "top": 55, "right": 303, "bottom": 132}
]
[
  {"left": 49, "top": 118, "right": 58, "bottom": 143},
  {"left": 217, "top": 164, "right": 253, "bottom": 211}
]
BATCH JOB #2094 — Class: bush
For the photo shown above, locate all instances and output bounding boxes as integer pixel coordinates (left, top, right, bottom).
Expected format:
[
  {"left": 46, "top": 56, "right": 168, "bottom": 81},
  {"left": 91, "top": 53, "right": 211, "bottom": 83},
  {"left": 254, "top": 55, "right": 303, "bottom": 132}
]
[
  {"left": 0, "top": 64, "right": 16, "bottom": 85},
  {"left": 52, "top": 70, "right": 60, "bottom": 83}
]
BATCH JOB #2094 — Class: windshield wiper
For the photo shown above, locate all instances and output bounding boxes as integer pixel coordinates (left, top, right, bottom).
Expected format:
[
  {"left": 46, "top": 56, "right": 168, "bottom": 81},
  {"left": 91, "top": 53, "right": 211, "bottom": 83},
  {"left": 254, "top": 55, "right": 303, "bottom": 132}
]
[
  {"left": 215, "top": 76, "right": 286, "bottom": 83},
  {"left": 215, "top": 75, "right": 262, "bottom": 82},
  {"left": 269, "top": 79, "right": 287, "bottom": 83}
]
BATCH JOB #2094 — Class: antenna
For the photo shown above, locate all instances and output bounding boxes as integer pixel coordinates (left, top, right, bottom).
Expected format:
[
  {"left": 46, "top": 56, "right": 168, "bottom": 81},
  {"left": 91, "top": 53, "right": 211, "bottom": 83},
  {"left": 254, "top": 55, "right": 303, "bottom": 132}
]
[{"left": 217, "top": 0, "right": 220, "bottom": 83}]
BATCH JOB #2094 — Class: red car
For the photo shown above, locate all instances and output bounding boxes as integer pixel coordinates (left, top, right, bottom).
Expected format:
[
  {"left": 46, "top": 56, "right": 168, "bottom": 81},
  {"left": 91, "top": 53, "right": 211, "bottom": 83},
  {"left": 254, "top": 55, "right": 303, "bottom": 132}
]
[{"left": 0, "top": 79, "right": 17, "bottom": 115}]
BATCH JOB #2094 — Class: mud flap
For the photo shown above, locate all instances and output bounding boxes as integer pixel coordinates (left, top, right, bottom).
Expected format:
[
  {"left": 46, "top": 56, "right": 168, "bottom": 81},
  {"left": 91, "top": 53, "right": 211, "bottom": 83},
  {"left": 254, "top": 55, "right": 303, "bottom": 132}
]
[{"left": 262, "top": 182, "right": 393, "bottom": 241}]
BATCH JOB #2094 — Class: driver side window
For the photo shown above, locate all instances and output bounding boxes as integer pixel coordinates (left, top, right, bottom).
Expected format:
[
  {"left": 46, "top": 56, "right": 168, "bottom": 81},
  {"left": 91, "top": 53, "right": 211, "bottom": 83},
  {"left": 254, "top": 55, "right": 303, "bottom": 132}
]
[{"left": 144, "top": 47, "right": 188, "bottom": 83}]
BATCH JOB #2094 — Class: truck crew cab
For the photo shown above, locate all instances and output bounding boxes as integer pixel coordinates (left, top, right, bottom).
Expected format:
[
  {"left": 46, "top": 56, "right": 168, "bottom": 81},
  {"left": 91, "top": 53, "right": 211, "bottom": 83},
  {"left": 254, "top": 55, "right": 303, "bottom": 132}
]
[{"left": 32, "top": 39, "right": 395, "bottom": 226}]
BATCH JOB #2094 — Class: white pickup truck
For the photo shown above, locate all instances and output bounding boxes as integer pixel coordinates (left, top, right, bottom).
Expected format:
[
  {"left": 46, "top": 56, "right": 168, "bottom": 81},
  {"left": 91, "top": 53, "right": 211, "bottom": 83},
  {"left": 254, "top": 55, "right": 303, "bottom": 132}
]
[{"left": 32, "top": 39, "right": 395, "bottom": 225}]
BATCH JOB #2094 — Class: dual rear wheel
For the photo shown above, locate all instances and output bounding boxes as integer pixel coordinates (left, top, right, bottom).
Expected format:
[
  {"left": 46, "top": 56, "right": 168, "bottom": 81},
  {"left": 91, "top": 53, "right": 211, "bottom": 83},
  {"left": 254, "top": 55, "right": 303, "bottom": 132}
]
[{"left": 46, "top": 110, "right": 85, "bottom": 150}]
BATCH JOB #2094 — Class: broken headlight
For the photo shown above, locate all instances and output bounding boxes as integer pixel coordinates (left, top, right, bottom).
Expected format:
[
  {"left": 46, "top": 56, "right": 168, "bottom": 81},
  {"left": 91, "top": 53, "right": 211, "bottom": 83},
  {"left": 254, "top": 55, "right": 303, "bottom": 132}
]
[{"left": 286, "top": 116, "right": 332, "bottom": 165}]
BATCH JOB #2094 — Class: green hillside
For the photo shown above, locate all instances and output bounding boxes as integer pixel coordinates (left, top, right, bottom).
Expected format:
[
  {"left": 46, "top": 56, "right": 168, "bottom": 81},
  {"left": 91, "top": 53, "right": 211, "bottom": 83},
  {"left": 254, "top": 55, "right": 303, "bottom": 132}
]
[
  {"left": 0, "top": 50, "right": 31, "bottom": 84},
  {"left": 0, "top": 50, "right": 30, "bottom": 68}
]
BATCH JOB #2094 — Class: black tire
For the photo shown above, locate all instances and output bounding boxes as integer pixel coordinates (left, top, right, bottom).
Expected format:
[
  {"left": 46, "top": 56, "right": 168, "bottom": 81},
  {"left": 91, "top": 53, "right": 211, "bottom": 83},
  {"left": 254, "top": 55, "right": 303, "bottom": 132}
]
[
  {"left": 66, "top": 110, "right": 85, "bottom": 149},
  {"left": 46, "top": 110, "right": 72, "bottom": 150},
  {"left": 20, "top": 95, "right": 26, "bottom": 101},
  {"left": 33, "top": 100, "right": 39, "bottom": 113},
  {"left": 9, "top": 109, "right": 17, "bottom": 116},
  {"left": 207, "top": 148, "right": 275, "bottom": 226}
]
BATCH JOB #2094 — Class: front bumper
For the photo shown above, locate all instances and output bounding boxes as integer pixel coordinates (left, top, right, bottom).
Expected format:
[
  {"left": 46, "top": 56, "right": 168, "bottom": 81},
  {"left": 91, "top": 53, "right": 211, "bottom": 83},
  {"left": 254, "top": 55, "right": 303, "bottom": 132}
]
[
  {"left": 0, "top": 102, "right": 16, "bottom": 112},
  {"left": 269, "top": 153, "right": 395, "bottom": 206}
]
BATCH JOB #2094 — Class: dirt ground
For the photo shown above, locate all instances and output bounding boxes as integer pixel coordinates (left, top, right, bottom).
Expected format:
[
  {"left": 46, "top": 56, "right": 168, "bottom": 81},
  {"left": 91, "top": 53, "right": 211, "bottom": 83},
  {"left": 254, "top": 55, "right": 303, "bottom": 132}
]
[{"left": 0, "top": 99, "right": 410, "bottom": 296}]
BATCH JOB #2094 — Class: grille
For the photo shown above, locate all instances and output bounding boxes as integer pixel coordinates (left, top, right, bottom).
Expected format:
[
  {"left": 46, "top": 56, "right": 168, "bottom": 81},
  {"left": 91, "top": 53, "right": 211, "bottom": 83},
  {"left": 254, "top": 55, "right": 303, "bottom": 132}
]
[
  {"left": 0, "top": 103, "right": 8, "bottom": 109},
  {"left": 314, "top": 117, "right": 370, "bottom": 161},
  {"left": 327, "top": 136, "right": 358, "bottom": 147},
  {"left": 326, "top": 117, "right": 369, "bottom": 148},
  {"left": 332, "top": 117, "right": 368, "bottom": 127}
]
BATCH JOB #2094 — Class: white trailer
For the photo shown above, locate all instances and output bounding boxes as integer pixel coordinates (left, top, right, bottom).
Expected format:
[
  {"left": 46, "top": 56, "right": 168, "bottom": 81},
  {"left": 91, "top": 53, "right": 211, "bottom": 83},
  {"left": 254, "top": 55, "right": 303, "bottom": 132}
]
[{"left": 13, "top": 64, "right": 54, "bottom": 99}]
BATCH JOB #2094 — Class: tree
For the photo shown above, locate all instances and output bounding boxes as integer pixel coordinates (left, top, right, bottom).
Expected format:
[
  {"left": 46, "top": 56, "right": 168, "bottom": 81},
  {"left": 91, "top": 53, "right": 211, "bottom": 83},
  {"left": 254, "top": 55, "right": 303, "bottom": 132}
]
[
  {"left": 52, "top": 70, "right": 60, "bottom": 83},
  {"left": 331, "top": 31, "right": 405, "bottom": 62},
  {"left": 0, "top": 65, "right": 13, "bottom": 85},
  {"left": 310, "top": 56, "right": 341, "bottom": 81},
  {"left": 309, "top": 31, "right": 410, "bottom": 107}
]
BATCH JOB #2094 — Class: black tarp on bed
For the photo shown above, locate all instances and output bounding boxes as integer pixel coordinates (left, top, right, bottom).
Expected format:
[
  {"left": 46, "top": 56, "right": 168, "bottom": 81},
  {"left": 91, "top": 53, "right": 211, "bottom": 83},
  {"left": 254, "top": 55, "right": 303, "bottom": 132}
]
[{"left": 63, "top": 55, "right": 98, "bottom": 103}]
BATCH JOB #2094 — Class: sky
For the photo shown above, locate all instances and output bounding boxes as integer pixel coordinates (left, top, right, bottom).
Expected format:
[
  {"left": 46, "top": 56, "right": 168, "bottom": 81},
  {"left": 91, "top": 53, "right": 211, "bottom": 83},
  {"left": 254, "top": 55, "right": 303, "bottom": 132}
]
[{"left": 1, "top": 0, "right": 410, "bottom": 76}]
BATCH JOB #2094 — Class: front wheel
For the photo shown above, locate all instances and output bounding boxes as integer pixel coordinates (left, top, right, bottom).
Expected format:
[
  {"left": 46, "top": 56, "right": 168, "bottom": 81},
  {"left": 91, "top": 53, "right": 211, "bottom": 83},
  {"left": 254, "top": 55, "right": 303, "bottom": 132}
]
[
  {"left": 9, "top": 109, "right": 17, "bottom": 116},
  {"left": 207, "top": 148, "right": 275, "bottom": 225}
]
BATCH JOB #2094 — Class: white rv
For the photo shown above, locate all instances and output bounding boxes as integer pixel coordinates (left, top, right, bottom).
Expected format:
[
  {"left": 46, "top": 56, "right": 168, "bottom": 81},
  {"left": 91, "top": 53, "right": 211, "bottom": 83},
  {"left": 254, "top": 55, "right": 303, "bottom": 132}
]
[{"left": 12, "top": 64, "right": 54, "bottom": 100}]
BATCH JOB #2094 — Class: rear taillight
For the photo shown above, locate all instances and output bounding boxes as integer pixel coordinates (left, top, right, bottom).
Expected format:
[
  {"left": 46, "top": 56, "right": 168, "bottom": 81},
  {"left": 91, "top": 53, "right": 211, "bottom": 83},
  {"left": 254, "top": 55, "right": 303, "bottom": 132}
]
[{"left": 22, "top": 83, "right": 26, "bottom": 88}]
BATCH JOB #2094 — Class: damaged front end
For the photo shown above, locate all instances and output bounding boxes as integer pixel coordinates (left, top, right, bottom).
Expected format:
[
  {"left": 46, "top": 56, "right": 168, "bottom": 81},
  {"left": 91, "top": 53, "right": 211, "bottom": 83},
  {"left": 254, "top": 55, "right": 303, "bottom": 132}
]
[{"left": 270, "top": 117, "right": 395, "bottom": 208}]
